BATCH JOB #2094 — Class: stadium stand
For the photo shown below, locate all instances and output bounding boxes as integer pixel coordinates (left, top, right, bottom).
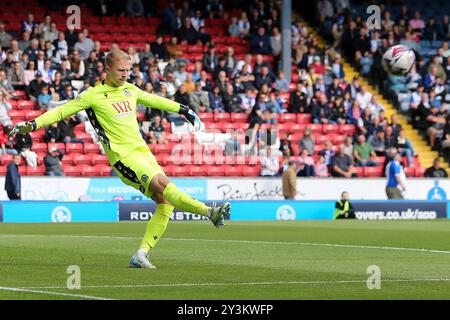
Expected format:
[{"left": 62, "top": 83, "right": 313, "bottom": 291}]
[{"left": 0, "top": 0, "right": 433, "bottom": 177}]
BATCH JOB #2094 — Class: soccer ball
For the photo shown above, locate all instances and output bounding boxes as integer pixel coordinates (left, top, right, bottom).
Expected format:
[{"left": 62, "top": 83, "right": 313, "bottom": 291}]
[{"left": 382, "top": 45, "right": 416, "bottom": 76}]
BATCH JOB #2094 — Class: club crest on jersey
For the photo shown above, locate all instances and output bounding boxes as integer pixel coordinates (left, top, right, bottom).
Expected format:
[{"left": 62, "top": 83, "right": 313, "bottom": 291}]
[{"left": 123, "top": 88, "right": 131, "bottom": 96}]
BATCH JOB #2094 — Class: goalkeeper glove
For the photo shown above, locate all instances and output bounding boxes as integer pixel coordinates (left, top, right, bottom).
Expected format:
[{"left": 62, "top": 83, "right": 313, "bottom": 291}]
[
  {"left": 178, "top": 104, "right": 203, "bottom": 131},
  {"left": 8, "top": 120, "right": 36, "bottom": 137}
]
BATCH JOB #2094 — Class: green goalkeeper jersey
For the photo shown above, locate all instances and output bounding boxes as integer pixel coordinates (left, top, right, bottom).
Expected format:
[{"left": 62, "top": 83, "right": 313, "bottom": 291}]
[{"left": 34, "top": 81, "right": 181, "bottom": 165}]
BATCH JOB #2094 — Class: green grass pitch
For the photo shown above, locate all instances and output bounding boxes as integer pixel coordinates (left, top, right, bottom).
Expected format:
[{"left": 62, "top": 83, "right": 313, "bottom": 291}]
[{"left": 0, "top": 220, "right": 449, "bottom": 300}]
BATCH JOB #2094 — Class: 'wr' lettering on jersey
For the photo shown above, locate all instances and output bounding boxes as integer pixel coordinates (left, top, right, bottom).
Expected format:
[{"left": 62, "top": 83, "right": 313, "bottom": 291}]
[{"left": 112, "top": 100, "right": 132, "bottom": 113}]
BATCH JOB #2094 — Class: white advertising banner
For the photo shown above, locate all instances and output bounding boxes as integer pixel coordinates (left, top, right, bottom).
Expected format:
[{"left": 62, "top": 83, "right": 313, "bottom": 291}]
[{"left": 206, "top": 178, "right": 449, "bottom": 201}]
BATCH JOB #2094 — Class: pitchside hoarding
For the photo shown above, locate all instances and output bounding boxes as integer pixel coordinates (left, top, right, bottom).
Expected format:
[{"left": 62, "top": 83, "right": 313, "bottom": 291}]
[
  {"left": 0, "top": 177, "right": 447, "bottom": 201},
  {"left": 352, "top": 201, "right": 448, "bottom": 220},
  {"left": 2, "top": 202, "right": 117, "bottom": 223},
  {"left": 118, "top": 201, "right": 223, "bottom": 221}
]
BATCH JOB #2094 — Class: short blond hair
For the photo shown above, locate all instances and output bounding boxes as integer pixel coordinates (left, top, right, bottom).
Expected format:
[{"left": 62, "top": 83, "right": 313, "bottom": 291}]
[{"left": 105, "top": 49, "right": 130, "bottom": 67}]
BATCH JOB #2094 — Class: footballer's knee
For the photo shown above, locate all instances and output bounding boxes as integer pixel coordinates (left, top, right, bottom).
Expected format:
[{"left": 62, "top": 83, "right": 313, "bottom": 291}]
[
  {"left": 151, "top": 192, "right": 169, "bottom": 204},
  {"left": 149, "top": 173, "right": 171, "bottom": 194}
]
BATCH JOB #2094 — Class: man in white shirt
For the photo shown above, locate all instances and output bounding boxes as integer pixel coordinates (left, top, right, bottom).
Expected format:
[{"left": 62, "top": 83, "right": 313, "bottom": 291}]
[
  {"left": 260, "top": 147, "right": 280, "bottom": 176},
  {"left": 355, "top": 86, "right": 372, "bottom": 109}
]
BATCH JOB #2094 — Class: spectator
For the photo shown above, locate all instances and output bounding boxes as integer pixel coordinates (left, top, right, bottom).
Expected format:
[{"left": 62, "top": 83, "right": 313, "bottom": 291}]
[
  {"left": 44, "top": 147, "right": 65, "bottom": 176},
  {"left": 255, "top": 65, "right": 275, "bottom": 90},
  {"left": 0, "top": 125, "right": 17, "bottom": 155},
  {"left": 332, "top": 144, "right": 355, "bottom": 178},
  {"left": 0, "top": 69, "right": 13, "bottom": 99},
  {"left": 127, "top": 45, "right": 140, "bottom": 65},
  {"left": 296, "top": 148, "right": 315, "bottom": 177},
  {"left": 209, "top": 85, "right": 225, "bottom": 112},
  {"left": 224, "top": 130, "right": 242, "bottom": 156},
  {"left": 279, "top": 133, "right": 294, "bottom": 157},
  {"left": 315, "top": 154, "right": 330, "bottom": 177},
  {"left": 355, "top": 86, "right": 372, "bottom": 110},
  {"left": 395, "top": 128, "right": 415, "bottom": 167},
  {"left": 18, "top": 31, "right": 31, "bottom": 52},
  {"left": 300, "top": 127, "right": 315, "bottom": 156},
  {"left": 409, "top": 10, "right": 425, "bottom": 34},
  {"left": 146, "top": 115, "right": 167, "bottom": 144},
  {"left": 57, "top": 115, "right": 84, "bottom": 144},
  {"left": 178, "top": 17, "right": 198, "bottom": 45},
  {"left": 312, "top": 93, "right": 332, "bottom": 124},
  {"left": 288, "top": 83, "right": 308, "bottom": 113},
  {"left": 224, "top": 47, "right": 237, "bottom": 71},
  {"left": 424, "top": 157, "right": 448, "bottom": 178},
  {"left": 174, "top": 84, "right": 190, "bottom": 106},
  {"left": 260, "top": 147, "right": 279, "bottom": 176},
  {"left": 441, "top": 115, "right": 450, "bottom": 159},
  {"left": 22, "top": 13, "right": 37, "bottom": 33},
  {"left": 52, "top": 31, "right": 68, "bottom": 61},
  {"left": 4, "top": 154, "right": 22, "bottom": 200},
  {"left": 282, "top": 161, "right": 297, "bottom": 199},
  {"left": 0, "top": 91, "right": 12, "bottom": 127},
  {"left": 203, "top": 47, "right": 218, "bottom": 73},
  {"left": 222, "top": 83, "right": 242, "bottom": 113},
  {"left": 126, "top": 0, "right": 145, "bottom": 16},
  {"left": 7, "top": 62, "right": 25, "bottom": 89},
  {"left": 368, "top": 128, "right": 386, "bottom": 156},
  {"left": 270, "top": 27, "right": 282, "bottom": 57},
  {"left": 174, "top": 62, "right": 188, "bottom": 83},
  {"left": 190, "top": 81, "right": 210, "bottom": 113},
  {"left": 74, "top": 33, "right": 95, "bottom": 61},
  {"left": 385, "top": 150, "right": 406, "bottom": 199},
  {"left": 38, "top": 85, "right": 52, "bottom": 110},
  {"left": 320, "top": 140, "right": 335, "bottom": 166},
  {"left": 343, "top": 136, "right": 354, "bottom": 158},
  {"left": 44, "top": 22, "right": 59, "bottom": 43},
  {"left": 60, "top": 84, "right": 75, "bottom": 101},
  {"left": 151, "top": 36, "right": 169, "bottom": 61},
  {"left": 425, "top": 105, "right": 446, "bottom": 148},
  {"left": 183, "top": 73, "right": 195, "bottom": 94},
  {"left": 274, "top": 70, "right": 290, "bottom": 93},
  {"left": 0, "top": 21, "right": 12, "bottom": 49},
  {"left": 228, "top": 17, "right": 240, "bottom": 37},
  {"left": 45, "top": 123, "right": 59, "bottom": 143},
  {"left": 238, "top": 12, "right": 251, "bottom": 38},
  {"left": 250, "top": 26, "right": 272, "bottom": 55},
  {"left": 240, "top": 88, "right": 256, "bottom": 113},
  {"left": 191, "top": 10, "right": 205, "bottom": 32},
  {"left": 68, "top": 51, "right": 85, "bottom": 80},
  {"left": 162, "top": 71, "right": 181, "bottom": 98},
  {"left": 14, "top": 132, "right": 37, "bottom": 167},
  {"left": 353, "top": 134, "right": 379, "bottom": 167}
]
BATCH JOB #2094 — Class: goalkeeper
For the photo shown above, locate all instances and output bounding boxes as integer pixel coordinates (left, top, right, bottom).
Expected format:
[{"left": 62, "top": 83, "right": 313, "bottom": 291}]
[{"left": 9, "top": 50, "right": 231, "bottom": 269}]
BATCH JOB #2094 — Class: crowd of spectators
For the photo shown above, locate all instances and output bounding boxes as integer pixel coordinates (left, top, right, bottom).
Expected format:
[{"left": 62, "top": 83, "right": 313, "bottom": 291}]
[
  {"left": 315, "top": 0, "right": 450, "bottom": 162},
  {"left": 0, "top": 0, "right": 431, "bottom": 178}
]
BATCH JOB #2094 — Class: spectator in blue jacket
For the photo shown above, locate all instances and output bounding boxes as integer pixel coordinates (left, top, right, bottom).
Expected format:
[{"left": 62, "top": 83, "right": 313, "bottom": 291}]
[
  {"left": 5, "top": 154, "right": 22, "bottom": 200},
  {"left": 250, "top": 27, "right": 272, "bottom": 55}
]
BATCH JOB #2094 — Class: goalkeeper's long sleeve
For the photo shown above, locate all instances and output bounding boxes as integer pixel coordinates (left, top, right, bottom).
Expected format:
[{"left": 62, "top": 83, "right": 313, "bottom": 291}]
[
  {"left": 34, "top": 89, "right": 91, "bottom": 130},
  {"left": 136, "top": 89, "right": 181, "bottom": 113}
]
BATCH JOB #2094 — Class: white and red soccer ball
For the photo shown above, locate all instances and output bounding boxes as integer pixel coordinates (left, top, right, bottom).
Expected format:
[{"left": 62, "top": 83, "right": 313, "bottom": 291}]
[{"left": 382, "top": 45, "right": 416, "bottom": 76}]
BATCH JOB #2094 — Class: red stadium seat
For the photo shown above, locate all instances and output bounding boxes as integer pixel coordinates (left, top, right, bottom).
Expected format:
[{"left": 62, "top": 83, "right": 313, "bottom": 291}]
[
  {"left": 415, "top": 167, "right": 425, "bottom": 177},
  {"left": 13, "top": 90, "right": 26, "bottom": 99},
  {"left": 280, "top": 113, "right": 297, "bottom": 123},
  {"left": 224, "top": 166, "right": 243, "bottom": 176},
  {"left": 188, "top": 165, "right": 207, "bottom": 176},
  {"left": 17, "top": 100, "right": 34, "bottom": 110},
  {"left": 95, "top": 164, "right": 112, "bottom": 176},
  {"left": 75, "top": 132, "right": 93, "bottom": 143},
  {"left": 18, "top": 166, "right": 27, "bottom": 175},
  {"left": 277, "top": 123, "right": 292, "bottom": 136},
  {"left": 205, "top": 122, "right": 225, "bottom": 132},
  {"left": 81, "top": 166, "right": 100, "bottom": 176},
  {"left": 66, "top": 142, "right": 84, "bottom": 154},
  {"left": 47, "top": 142, "right": 65, "bottom": 152},
  {"left": 307, "top": 124, "right": 323, "bottom": 134},
  {"left": 322, "top": 124, "right": 339, "bottom": 134},
  {"left": 403, "top": 167, "right": 416, "bottom": 177},
  {"left": 363, "top": 166, "right": 383, "bottom": 177},
  {"left": 8, "top": 109, "right": 26, "bottom": 120},
  {"left": 0, "top": 166, "right": 6, "bottom": 175},
  {"left": 73, "top": 153, "right": 91, "bottom": 165},
  {"left": 30, "top": 129, "right": 45, "bottom": 142},
  {"left": 242, "top": 165, "right": 261, "bottom": 176},
  {"left": 0, "top": 154, "right": 13, "bottom": 165},
  {"left": 296, "top": 113, "right": 312, "bottom": 124},
  {"left": 163, "top": 165, "right": 174, "bottom": 176},
  {"left": 63, "top": 165, "right": 83, "bottom": 176},
  {"left": 90, "top": 154, "right": 109, "bottom": 165},
  {"left": 214, "top": 112, "right": 231, "bottom": 122},
  {"left": 290, "top": 133, "right": 303, "bottom": 144},
  {"left": 26, "top": 166, "right": 45, "bottom": 176},
  {"left": 84, "top": 143, "right": 101, "bottom": 154},
  {"left": 230, "top": 113, "right": 248, "bottom": 123},
  {"left": 32, "top": 142, "right": 48, "bottom": 153},
  {"left": 150, "top": 143, "right": 172, "bottom": 155},
  {"left": 171, "top": 166, "right": 189, "bottom": 176},
  {"left": 198, "top": 112, "right": 214, "bottom": 122},
  {"left": 206, "top": 165, "right": 226, "bottom": 176},
  {"left": 61, "top": 153, "right": 76, "bottom": 165},
  {"left": 351, "top": 167, "right": 363, "bottom": 177},
  {"left": 339, "top": 124, "right": 356, "bottom": 136},
  {"left": 25, "top": 110, "right": 44, "bottom": 120}
]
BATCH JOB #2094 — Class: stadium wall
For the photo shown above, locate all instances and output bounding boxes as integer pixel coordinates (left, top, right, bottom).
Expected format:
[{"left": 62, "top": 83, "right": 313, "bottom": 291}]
[
  {"left": 0, "top": 177, "right": 447, "bottom": 201},
  {"left": 0, "top": 200, "right": 448, "bottom": 223}
]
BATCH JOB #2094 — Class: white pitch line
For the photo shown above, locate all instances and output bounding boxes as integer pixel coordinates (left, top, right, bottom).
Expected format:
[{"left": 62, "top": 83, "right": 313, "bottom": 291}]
[
  {"left": 0, "top": 286, "right": 115, "bottom": 300},
  {"left": 1, "top": 234, "right": 450, "bottom": 255},
  {"left": 19, "top": 278, "right": 450, "bottom": 290}
]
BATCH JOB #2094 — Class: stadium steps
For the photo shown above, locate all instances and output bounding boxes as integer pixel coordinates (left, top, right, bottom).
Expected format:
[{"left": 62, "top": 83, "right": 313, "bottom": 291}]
[{"left": 303, "top": 22, "right": 449, "bottom": 174}]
